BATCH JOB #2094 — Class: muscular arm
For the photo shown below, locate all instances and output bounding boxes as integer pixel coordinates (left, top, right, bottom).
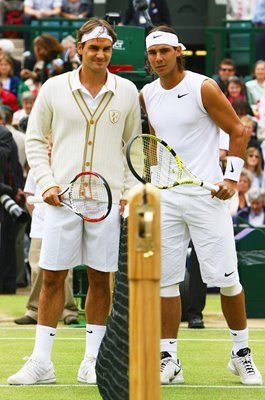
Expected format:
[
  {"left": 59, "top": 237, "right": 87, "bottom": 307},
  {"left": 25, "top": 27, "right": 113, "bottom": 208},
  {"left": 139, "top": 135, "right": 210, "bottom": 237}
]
[{"left": 202, "top": 79, "right": 248, "bottom": 199}]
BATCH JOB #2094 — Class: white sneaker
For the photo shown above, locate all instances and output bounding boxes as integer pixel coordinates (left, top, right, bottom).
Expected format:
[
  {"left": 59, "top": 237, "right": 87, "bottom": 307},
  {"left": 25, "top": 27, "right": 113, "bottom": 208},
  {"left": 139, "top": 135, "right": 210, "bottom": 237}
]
[
  {"left": 78, "top": 354, "right": 97, "bottom": 384},
  {"left": 228, "top": 347, "right": 263, "bottom": 385},
  {"left": 7, "top": 357, "right": 56, "bottom": 385},
  {"left": 160, "top": 351, "right": 184, "bottom": 384}
]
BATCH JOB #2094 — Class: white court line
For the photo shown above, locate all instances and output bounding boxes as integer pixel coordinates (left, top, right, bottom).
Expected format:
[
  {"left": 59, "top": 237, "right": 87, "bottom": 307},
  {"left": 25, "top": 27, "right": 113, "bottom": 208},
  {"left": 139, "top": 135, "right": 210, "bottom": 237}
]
[
  {"left": 0, "top": 326, "right": 265, "bottom": 331},
  {"left": 0, "top": 338, "right": 265, "bottom": 342},
  {"left": 0, "top": 384, "right": 264, "bottom": 389}
]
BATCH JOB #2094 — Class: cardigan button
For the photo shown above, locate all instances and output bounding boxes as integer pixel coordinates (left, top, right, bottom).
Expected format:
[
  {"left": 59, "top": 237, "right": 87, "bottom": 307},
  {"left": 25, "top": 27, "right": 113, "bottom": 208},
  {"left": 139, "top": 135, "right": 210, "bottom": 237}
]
[
  {"left": 85, "top": 161, "right": 90, "bottom": 166},
  {"left": 90, "top": 120, "right": 94, "bottom": 125},
  {"left": 88, "top": 140, "right": 92, "bottom": 145}
]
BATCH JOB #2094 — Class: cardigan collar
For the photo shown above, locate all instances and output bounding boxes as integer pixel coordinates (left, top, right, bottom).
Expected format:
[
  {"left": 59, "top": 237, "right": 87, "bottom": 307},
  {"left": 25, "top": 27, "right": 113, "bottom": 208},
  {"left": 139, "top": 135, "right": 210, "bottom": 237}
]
[{"left": 71, "top": 66, "right": 116, "bottom": 95}]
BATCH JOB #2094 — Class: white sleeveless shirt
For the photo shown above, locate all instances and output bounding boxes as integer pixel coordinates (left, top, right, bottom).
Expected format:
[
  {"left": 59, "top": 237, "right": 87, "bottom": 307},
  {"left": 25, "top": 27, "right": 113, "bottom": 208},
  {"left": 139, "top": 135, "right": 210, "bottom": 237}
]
[{"left": 142, "top": 71, "right": 223, "bottom": 195}]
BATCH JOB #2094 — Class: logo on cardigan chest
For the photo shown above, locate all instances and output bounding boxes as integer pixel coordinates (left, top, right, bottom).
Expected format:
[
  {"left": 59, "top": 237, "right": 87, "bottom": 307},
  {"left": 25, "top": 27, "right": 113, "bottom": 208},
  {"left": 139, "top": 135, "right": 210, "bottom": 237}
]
[{"left": 109, "top": 110, "right": 121, "bottom": 124}]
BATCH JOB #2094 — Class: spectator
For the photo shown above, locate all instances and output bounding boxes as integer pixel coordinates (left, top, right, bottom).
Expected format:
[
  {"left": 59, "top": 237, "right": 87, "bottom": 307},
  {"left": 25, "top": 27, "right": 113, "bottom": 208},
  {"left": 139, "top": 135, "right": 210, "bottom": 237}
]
[
  {"left": 229, "top": 168, "right": 253, "bottom": 217},
  {"left": 213, "top": 58, "right": 237, "bottom": 93},
  {"left": 226, "top": 0, "right": 256, "bottom": 20},
  {"left": 0, "top": 53, "right": 20, "bottom": 98},
  {"left": 23, "top": 0, "right": 63, "bottom": 51},
  {"left": 21, "top": 34, "right": 71, "bottom": 90},
  {"left": 61, "top": 35, "right": 80, "bottom": 70},
  {"left": 0, "top": 82, "right": 19, "bottom": 112},
  {"left": 252, "top": 0, "right": 265, "bottom": 61},
  {"left": 246, "top": 60, "right": 265, "bottom": 114},
  {"left": 244, "top": 146, "right": 265, "bottom": 189},
  {"left": 232, "top": 98, "right": 255, "bottom": 118},
  {"left": 0, "top": 38, "right": 21, "bottom": 77},
  {"left": 122, "top": 0, "right": 171, "bottom": 29},
  {"left": 0, "top": 108, "right": 25, "bottom": 294},
  {"left": 235, "top": 186, "right": 265, "bottom": 226},
  {"left": 12, "top": 91, "right": 35, "bottom": 128},
  {"left": 61, "top": 0, "right": 92, "bottom": 19},
  {"left": 226, "top": 76, "right": 248, "bottom": 105}
]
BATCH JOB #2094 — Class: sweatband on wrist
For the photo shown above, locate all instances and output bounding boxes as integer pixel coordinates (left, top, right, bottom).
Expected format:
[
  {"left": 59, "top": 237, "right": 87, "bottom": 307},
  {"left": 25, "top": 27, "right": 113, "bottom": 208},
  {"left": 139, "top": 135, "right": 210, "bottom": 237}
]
[{"left": 224, "top": 156, "right": 244, "bottom": 182}]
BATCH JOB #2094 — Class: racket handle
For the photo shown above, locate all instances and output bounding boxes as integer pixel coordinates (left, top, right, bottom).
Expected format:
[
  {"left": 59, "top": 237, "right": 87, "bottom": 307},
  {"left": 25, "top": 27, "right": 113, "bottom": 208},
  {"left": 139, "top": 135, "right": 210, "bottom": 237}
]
[
  {"left": 202, "top": 182, "right": 220, "bottom": 192},
  {"left": 27, "top": 195, "right": 44, "bottom": 204}
]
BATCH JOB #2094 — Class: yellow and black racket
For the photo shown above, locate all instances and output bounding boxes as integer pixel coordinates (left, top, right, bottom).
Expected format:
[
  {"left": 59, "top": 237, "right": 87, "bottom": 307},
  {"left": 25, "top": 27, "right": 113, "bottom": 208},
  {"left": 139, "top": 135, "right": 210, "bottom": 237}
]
[
  {"left": 27, "top": 171, "right": 112, "bottom": 222},
  {"left": 126, "top": 134, "right": 219, "bottom": 192}
]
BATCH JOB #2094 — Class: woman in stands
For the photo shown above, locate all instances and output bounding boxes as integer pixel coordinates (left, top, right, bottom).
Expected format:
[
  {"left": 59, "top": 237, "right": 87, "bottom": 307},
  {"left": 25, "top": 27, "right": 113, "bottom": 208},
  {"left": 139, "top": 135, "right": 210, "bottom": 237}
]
[{"left": 0, "top": 53, "right": 20, "bottom": 98}]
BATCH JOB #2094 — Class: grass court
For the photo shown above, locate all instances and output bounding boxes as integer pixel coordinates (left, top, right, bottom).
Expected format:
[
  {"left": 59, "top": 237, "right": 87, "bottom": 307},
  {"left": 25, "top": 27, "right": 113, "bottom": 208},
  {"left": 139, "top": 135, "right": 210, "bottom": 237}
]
[{"left": 0, "top": 293, "right": 264, "bottom": 400}]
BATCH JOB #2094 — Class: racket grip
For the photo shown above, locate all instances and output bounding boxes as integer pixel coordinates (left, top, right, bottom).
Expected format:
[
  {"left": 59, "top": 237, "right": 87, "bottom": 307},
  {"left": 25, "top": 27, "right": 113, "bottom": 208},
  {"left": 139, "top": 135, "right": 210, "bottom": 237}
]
[
  {"left": 202, "top": 182, "right": 220, "bottom": 192},
  {"left": 27, "top": 195, "right": 44, "bottom": 204}
]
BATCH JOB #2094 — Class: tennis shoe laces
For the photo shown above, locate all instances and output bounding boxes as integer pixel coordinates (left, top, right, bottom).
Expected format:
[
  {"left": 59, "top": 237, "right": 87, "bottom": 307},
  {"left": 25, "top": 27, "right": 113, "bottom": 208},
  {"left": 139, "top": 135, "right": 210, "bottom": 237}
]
[
  {"left": 228, "top": 347, "right": 263, "bottom": 385},
  {"left": 78, "top": 354, "right": 97, "bottom": 384},
  {"left": 160, "top": 351, "right": 184, "bottom": 384},
  {"left": 7, "top": 357, "right": 55, "bottom": 385}
]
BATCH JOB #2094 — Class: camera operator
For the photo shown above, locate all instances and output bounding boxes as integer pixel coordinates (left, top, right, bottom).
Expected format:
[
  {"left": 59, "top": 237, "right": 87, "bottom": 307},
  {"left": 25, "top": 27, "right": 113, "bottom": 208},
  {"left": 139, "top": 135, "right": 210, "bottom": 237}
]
[{"left": 0, "top": 111, "right": 26, "bottom": 294}]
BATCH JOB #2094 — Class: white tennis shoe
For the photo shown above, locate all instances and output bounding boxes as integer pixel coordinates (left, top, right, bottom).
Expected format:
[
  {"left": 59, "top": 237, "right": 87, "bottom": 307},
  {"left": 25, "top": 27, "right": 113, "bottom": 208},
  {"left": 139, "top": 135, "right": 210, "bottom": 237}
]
[
  {"left": 160, "top": 351, "right": 184, "bottom": 384},
  {"left": 228, "top": 347, "right": 263, "bottom": 385},
  {"left": 7, "top": 357, "right": 56, "bottom": 385},
  {"left": 78, "top": 354, "right": 97, "bottom": 384}
]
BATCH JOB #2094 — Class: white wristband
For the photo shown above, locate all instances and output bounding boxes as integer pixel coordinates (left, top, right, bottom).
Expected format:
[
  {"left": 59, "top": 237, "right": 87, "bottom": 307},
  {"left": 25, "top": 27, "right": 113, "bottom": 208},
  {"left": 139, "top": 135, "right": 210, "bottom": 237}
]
[{"left": 224, "top": 156, "right": 244, "bottom": 182}]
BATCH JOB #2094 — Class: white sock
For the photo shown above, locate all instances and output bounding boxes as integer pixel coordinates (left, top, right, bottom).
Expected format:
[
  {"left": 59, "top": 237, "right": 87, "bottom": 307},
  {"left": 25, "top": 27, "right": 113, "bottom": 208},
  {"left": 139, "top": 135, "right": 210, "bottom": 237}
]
[
  {"left": 229, "top": 327, "right": 249, "bottom": 353},
  {"left": 160, "top": 338, "right": 177, "bottom": 359},
  {"left": 31, "top": 324, "right": 56, "bottom": 366},
  {"left": 85, "top": 324, "right": 106, "bottom": 358}
]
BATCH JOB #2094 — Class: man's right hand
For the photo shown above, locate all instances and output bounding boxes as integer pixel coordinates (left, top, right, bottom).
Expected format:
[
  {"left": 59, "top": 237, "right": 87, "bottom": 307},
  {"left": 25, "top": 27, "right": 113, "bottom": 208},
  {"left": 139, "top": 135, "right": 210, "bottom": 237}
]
[{"left": 42, "top": 186, "right": 63, "bottom": 206}]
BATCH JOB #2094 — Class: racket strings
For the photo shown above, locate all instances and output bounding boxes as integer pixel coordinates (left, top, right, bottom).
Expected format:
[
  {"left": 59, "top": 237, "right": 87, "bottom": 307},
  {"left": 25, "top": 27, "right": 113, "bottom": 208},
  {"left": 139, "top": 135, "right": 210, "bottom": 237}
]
[
  {"left": 131, "top": 137, "right": 180, "bottom": 187},
  {"left": 70, "top": 176, "right": 109, "bottom": 219}
]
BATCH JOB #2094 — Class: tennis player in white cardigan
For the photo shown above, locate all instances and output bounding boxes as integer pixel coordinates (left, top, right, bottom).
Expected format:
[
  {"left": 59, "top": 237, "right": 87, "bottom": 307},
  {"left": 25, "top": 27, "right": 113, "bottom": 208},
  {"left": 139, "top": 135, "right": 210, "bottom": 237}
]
[{"left": 8, "top": 18, "right": 141, "bottom": 385}]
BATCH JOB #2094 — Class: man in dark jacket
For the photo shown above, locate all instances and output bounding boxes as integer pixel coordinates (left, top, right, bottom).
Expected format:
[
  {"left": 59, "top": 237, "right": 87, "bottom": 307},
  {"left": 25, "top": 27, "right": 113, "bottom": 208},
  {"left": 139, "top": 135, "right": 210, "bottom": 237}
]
[{"left": 122, "top": 0, "right": 171, "bottom": 28}]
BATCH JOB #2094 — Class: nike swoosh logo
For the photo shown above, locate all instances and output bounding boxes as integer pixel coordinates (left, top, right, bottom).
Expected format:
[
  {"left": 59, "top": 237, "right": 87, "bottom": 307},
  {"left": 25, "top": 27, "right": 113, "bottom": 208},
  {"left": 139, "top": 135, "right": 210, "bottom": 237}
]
[
  {"left": 169, "top": 341, "right": 176, "bottom": 344},
  {"left": 230, "top": 162, "right": 234, "bottom": 173},
  {"left": 177, "top": 93, "right": 189, "bottom": 98},
  {"left": 231, "top": 332, "right": 237, "bottom": 336},
  {"left": 224, "top": 271, "right": 235, "bottom": 277},
  {"left": 87, "top": 330, "right": 93, "bottom": 334},
  {"left": 153, "top": 34, "right": 162, "bottom": 38},
  {"left": 50, "top": 333, "right": 55, "bottom": 336}
]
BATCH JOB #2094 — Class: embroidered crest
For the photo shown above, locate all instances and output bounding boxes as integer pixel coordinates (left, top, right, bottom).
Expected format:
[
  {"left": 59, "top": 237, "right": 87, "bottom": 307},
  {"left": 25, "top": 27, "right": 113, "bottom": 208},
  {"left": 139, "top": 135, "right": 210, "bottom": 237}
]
[{"left": 109, "top": 110, "right": 120, "bottom": 124}]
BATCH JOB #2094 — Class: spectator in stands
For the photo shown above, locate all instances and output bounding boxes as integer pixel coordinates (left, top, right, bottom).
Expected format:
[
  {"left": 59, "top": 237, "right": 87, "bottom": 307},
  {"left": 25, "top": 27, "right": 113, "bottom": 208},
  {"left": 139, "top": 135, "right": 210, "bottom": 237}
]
[
  {"left": 0, "top": 108, "right": 25, "bottom": 294},
  {"left": 244, "top": 146, "right": 265, "bottom": 189},
  {"left": 213, "top": 58, "right": 237, "bottom": 93},
  {"left": 0, "top": 81, "right": 19, "bottom": 112},
  {"left": 21, "top": 34, "right": 71, "bottom": 88},
  {"left": 12, "top": 91, "right": 35, "bottom": 128},
  {"left": 122, "top": 0, "right": 171, "bottom": 29},
  {"left": 0, "top": 39, "right": 21, "bottom": 77},
  {"left": 226, "top": 0, "right": 256, "bottom": 20},
  {"left": 240, "top": 115, "right": 260, "bottom": 150},
  {"left": 61, "top": 35, "right": 80, "bottom": 70},
  {"left": 61, "top": 0, "right": 92, "bottom": 19},
  {"left": 246, "top": 60, "right": 265, "bottom": 114},
  {"left": 22, "top": 0, "right": 63, "bottom": 51},
  {"left": 235, "top": 186, "right": 265, "bottom": 226},
  {"left": 229, "top": 168, "right": 253, "bottom": 217},
  {"left": 252, "top": 0, "right": 265, "bottom": 61},
  {"left": 232, "top": 98, "right": 255, "bottom": 117},
  {"left": 0, "top": 53, "right": 20, "bottom": 98},
  {"left": 226, "top": 76, "right": 248, "bottom": 105}
]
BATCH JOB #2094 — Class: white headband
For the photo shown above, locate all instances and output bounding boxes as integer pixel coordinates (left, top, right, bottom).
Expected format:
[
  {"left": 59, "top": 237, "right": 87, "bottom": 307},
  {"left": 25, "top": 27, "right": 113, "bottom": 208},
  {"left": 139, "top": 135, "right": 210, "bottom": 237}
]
[
  {"left": 146, "top": 31, "right": 186, "bottom": 50},
  {"left": 81, "top": 26, "right": 113, "bottom": 44}
]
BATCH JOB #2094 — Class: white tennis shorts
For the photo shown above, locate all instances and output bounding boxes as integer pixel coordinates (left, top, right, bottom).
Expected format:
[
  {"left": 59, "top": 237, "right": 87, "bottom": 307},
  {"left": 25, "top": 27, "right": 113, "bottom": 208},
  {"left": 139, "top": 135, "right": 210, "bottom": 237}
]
[
  {"left": 39, "top": 203, "right": 120, "bottom": 272},
  {"left": 160, "top": 190, "right": 240, "bottom": 288}
]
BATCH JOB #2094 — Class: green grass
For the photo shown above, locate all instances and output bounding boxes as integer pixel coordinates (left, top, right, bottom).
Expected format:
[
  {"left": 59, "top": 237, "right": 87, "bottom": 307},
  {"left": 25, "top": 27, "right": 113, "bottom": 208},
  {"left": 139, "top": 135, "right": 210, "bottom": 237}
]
[{"left": 0, "top": 294, "right": 265, "bottom": 400}]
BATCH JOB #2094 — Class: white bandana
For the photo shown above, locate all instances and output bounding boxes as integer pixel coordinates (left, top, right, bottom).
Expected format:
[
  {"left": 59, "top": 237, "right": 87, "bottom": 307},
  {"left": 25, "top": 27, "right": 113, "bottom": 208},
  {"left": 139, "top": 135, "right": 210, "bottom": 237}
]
[
  {"left": 146, "top": 31, "right": 186, "bottom": 50},
  {"left": 81, "top": 26, "right": 113, "bottom": 44}
]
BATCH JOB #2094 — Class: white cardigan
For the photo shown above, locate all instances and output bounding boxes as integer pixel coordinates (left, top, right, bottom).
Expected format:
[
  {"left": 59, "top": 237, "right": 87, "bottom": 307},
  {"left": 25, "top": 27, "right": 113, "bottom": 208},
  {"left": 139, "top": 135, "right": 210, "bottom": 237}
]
[{"left": 25, "top": 69, "right": 142, "bottom": 203}]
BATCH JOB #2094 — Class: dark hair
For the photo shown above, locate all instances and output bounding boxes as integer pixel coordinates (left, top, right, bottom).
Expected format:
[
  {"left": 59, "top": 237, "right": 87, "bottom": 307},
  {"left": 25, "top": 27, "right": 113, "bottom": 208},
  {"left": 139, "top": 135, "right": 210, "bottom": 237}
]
[
  {"left": 219, "top": 58, "right": 236, "bottom": 70},
  {"left": 77, "top": 18, "right": 117, "bottom": 62},
  {"left": 232, "top": 98, "right": 254, "bottom": 117},
  {"left": 145, "top": 25, "right": 186, "bottom": 73}
]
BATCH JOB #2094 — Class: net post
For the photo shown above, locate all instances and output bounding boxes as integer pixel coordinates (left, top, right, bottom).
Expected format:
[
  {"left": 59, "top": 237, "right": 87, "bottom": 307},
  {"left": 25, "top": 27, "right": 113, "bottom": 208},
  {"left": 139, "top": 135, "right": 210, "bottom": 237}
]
[{"left": 128, "top": 183, "right": 161, "bottom": 400}]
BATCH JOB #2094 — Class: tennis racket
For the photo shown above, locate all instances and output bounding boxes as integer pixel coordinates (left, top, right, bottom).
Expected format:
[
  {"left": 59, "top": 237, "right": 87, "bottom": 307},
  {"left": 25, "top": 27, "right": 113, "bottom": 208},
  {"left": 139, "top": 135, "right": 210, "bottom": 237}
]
[
  {"left": 126, "top": 134, "right": 219, "bottom": 192},
  {"left": 27, "top": 171, "right": 112, "bottom": 222}
]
